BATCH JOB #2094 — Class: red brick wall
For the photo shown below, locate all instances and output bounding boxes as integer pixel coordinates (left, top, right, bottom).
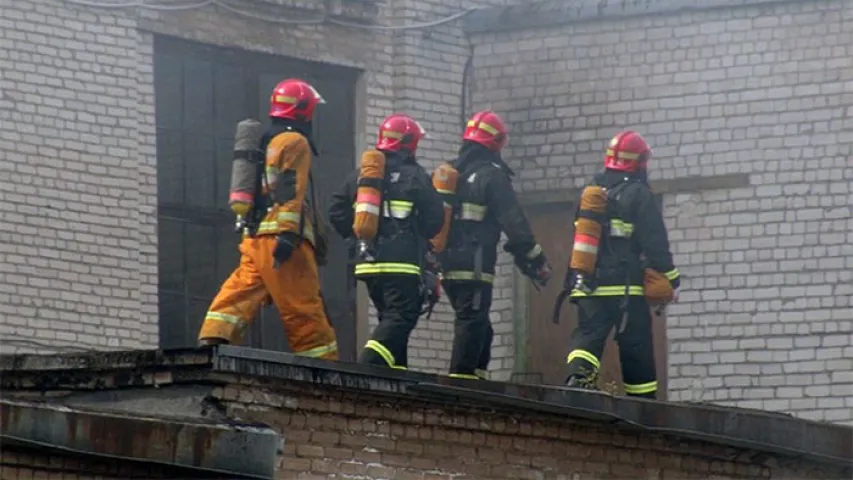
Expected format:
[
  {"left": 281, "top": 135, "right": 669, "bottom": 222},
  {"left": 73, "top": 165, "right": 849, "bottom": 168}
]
[
  {"left": 215, "top": 382, "right": 849, "bottom": 479},
  {"left": 1, "top": 447, "right": 185, "bottom": 479}
]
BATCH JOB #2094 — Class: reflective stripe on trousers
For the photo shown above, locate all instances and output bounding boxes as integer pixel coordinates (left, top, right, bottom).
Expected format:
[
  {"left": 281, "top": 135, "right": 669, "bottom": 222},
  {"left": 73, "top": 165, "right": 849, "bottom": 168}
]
[
  {"left": 449, "top": 369, "right": 488, "bottom": 380},
  {"left": 570, "top": 285, "right": 643, "bottom": 297},
  {"left": 364, "top": 340, "right": 407, "bottom": 370},
  {"left": 624, "top": 381, "right": 657, "bottom": 395},
  {"left": 355, "top": 262, "right": 420, "bottom": 276},
  {"left": 441, "top": 270, "right": 495, "bottom": 283},
  {"left": 566, "top": 348, "right": 601, "bottom": 370}
]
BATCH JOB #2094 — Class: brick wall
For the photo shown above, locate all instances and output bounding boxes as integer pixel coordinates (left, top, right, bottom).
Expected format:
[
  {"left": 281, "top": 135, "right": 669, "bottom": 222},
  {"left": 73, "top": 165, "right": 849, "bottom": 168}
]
[
  {"left": 0, "top": 0, "right": 392, "bottom": 354},
  {"left": 1, "top": 0, "right": 851, "bottom": 423},
  {"left": 467, "top": 0, "right": 853, "bottom": 423},
  {"left": 0, "top": 448, "right": 180, "bottom": 479},
  {"left": 0, "top": 0, "right": 521, "bottom": 377},
  {"left": 0, "top": 1, "right": 156, "bottom": 352},
  {"left": 215, "top": 380, "right": 849, "bottom": 479}
]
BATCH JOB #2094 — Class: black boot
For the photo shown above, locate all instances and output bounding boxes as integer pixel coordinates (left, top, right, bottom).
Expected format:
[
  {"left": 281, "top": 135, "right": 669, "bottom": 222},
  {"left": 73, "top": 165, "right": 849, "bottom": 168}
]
[
  {"left": 627, "top": 391, "right": 657, "bottom": 400},
  {"left": 565, "top": 375, "right": 598, "bottom": 391}
]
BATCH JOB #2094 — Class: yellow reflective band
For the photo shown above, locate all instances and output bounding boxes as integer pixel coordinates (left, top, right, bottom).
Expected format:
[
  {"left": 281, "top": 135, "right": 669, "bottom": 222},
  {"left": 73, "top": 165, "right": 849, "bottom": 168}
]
[
  {"left": 436, "top": 189, "right": 454, "bottom": 194},
  {"left": 460, "top": 203, "right": 487, "bottom": 221},
  {"left": 610, "top": 218, "right": 634, "bottom": 237},
  {"left": 274, "top": 95, "right": 297, "bottom": 104},
  {"left": 570, "top": 285, "right": 644, "bottom": 297},
  {"left": 355, "top": 263, "right": 421, "bottom": 276},
  {"left": 624, "top": 381, "right": 658, "bottom": 394},
  {"left": 606, "top": 148, "right": 640, "bottom": 160},
  {"left": 385, "top": 200, "right": 413, "bottom": 219},
  {"left": 468, "top": 120, "right": 500, "bottom": 136},
  {"left": 525, "top": 244, "right": 543, "bottom": 259},
  {"left": 295, "top": 341, "right": 338, "bottom": 358},
  {"left": 449, "top": 373, "right": 480, "bottom": 380},
  {"left": 205, "top": 312, "right": 244, "bottom": 325},
  {"left": 441, "top": 271, "right": 495, "bottom": 283},
  {"left": 567, "top": 349, "right": 601, "bottom": 369},
  {"left": 247, "top": 223, "right": 315, "bottom": 245},
  {"left": 277, "top": 211, "right": 301, "bottom": 223},
  {"left": 364, "top": 339, "right": 407, "bottom": 369},
  {"left": 474, "top": 369, "right": 488, "bottom": 379},
  {"left": 664, "top": 268, "right": 680, "bottom": 281},
  {"left": 381, "top": 130, "right": 404, "bottom": 139}
]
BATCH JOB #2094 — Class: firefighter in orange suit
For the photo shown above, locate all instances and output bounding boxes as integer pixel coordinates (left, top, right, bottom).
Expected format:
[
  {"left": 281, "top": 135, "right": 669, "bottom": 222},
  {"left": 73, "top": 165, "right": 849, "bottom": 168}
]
[
  {"left": 563, "top": 130, "right": 680, "bottom": 398},
  {"left": 197, "top": 78, "right": 338, "bottom": 360}
]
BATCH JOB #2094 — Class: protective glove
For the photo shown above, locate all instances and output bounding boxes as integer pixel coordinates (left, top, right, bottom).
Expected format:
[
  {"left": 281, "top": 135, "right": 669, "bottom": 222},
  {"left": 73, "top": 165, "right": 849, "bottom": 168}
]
[
  {"left": 517, "top": 253, "right": 551, "bottom": 288},
  {"left": 533, "top": 260, "right": 552, "bottom": 287},
  {"left": 272, "top": 232, "right": 300, "bottom": 267}
]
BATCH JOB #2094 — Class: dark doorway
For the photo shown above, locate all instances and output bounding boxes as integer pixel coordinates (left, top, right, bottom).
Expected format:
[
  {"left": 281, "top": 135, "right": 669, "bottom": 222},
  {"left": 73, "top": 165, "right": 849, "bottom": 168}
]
[
  {"left": 522, "top": 198, "right": 668, "bottom": 400},
  {"left": 153, "top": 35, "right": 360, "bottom": 361}
]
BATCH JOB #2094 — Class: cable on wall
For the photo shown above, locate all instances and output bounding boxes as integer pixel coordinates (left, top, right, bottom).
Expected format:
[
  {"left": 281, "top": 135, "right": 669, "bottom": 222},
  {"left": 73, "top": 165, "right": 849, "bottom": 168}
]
[{"left": 61, "top": 0, "right": 480, "bottom": 30}]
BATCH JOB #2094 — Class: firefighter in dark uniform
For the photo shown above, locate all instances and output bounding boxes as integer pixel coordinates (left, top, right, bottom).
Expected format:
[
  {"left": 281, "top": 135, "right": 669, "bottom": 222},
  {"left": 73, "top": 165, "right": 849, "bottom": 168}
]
[
  {"left": 328, "top": 114, "right": 444, "bottom": 370},
  {"left": 564, "top": 130, "right": 680, "bottom": 398},
  {"left": 440, "top": 110, "right": 552, "bottom": 380}
]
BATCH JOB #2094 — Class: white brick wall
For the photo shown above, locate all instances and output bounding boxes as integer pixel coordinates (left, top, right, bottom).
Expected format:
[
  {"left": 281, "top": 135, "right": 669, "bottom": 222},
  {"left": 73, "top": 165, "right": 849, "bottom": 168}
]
[
  {"left": 1, "top": 0, "right": 850, "bottom": 424},
  {"left": 0, "top": 1, "right": 154, "bottom": 351},
  {"left": 468, "top": 0, "right": 853, "bottom": 423},
  {"left": 0, "top": 0, "right": 394, "bottom": 354},
  {"left": 385, "top": 0, "right": 522, "bottom": 378}
]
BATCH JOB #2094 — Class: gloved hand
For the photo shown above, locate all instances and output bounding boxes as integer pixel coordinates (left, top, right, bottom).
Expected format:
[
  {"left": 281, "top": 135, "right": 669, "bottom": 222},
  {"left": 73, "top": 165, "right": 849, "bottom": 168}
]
[
  {"left": 272, "top": 232, "right": 300, "bottom": 267},
  {"left": 518, "top": 254, "right": 551, "bottom": 288},
  {"left": 534, "top": 261, "right": 552, "bottom": 287}
]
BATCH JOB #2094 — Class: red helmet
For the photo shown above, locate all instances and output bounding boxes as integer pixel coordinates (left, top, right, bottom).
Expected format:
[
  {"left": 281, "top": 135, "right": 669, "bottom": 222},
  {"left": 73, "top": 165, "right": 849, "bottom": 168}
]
[
  {"left": 463, "top": 110, "right": 508, "bottom": 152},
  {"left": 604, "top": 130, "right": 652, "bottom": 172},
  {"left": 268, "top": 78, "right": 325, "bottom": 121},
  {"left": 375, "top": 114, "right": 427, "bottom": 154}
]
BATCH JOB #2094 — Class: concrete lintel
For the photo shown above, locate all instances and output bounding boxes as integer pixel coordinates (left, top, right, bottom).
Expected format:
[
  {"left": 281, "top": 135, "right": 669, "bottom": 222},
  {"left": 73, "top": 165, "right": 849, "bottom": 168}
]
[
  {"left": 463, "top": 0, "right": 815, "bottom": 34},
  {"left": 518, "top": 173, "right": 751, "bottom": 207},
  {"left": 0, "top": 398, "right": 281, "bottom": 479}
]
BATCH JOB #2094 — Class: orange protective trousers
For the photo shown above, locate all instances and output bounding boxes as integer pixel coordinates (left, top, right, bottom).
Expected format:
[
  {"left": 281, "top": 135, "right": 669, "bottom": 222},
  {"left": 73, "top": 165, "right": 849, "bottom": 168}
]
[{"left": 198, "top": 235, "right": 338, "bottom": 360}]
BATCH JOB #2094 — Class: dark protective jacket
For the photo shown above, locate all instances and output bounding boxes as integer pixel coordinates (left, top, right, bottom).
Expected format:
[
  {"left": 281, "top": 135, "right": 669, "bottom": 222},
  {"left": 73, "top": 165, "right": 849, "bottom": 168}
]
[
  {"left": 328, "top": 150, "right": 444, "bottom": 276},
  {"left": 439, "top": 142, "right": 543, "bottom": 284},
  {"left": 570, "top": 169, "right": 680, "bottom": 298}
]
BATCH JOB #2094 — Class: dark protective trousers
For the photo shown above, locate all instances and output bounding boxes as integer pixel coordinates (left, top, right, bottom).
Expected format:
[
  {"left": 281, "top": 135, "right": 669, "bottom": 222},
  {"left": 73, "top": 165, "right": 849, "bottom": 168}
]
[
  {"left": 358, "top": 275, "right": 422, "bottom": 369},
  {"left": 445, "top": 282, "right": 494, "bottom": 378},
  {"left": 566, "top": 296, "right": 657, "bottom": 398}
]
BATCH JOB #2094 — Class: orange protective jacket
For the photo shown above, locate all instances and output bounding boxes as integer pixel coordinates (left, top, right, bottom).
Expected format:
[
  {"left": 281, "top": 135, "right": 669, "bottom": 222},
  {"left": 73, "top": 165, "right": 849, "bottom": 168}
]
[{"left": 252, "top": 130, "right": 316, "bottom": 244}]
